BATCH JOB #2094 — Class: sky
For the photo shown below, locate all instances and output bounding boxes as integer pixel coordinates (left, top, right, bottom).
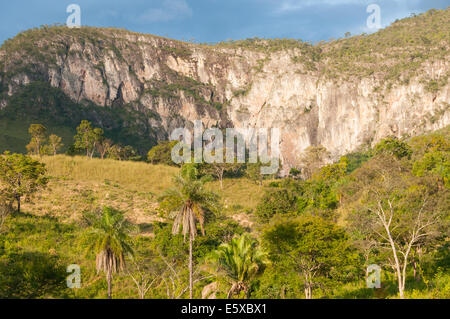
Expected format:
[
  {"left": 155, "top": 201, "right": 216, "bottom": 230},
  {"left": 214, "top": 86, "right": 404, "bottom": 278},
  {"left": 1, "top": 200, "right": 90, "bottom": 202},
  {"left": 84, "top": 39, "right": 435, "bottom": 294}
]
[{"left": 0, "top": 0, "right": 448, "bottom": 45}]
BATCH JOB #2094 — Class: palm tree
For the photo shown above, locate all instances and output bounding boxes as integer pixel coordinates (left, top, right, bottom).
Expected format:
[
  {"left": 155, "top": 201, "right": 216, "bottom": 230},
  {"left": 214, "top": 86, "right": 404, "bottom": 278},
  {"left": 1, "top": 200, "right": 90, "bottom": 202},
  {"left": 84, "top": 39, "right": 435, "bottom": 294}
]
[
  {"left": 85, "top": 206, "right": 134, "bottom": 299},
  {"left": 159, "top": 165, "right": 219, "bottom": 299},
  {"left": 210, "top": 234, "right": 267, "bottom": 298}
]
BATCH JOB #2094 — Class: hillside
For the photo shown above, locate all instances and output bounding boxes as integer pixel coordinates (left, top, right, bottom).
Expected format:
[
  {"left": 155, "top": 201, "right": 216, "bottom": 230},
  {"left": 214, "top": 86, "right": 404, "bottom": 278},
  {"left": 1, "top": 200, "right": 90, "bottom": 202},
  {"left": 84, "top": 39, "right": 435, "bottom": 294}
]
[
  {"left": 1, "top": 126, "right": 449, "bottom": 299},
  {"left": 23, "top": 155, "right": 262, "bottom": 229},
  {"left": 0, "top": 8, "right": 449, "bottom": 173}
]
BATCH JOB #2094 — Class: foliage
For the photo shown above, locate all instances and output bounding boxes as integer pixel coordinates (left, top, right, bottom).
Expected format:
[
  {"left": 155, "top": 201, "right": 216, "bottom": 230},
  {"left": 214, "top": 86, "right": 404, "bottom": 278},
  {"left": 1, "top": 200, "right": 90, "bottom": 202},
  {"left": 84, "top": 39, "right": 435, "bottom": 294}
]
[
  {"left": 255, "top": 188, "right": 298, "bottom": 221},
  {"left": 47, "top": 134, "right": 64, "bottom": 155},
  {"left": 147, "top": 141, "right": 179, "bottom": 166},
  {"left": 74, "top": 120, "right": 103, "bottom": 158},
  {"left": 373, "top": 137, "right": 412, "bottom": 160},
  {"left": 0, "top": 152, "right": 48, "bottom": 213},
  {"left": 208, "top": 234, "right": 268, "bottom": 298},
  {"left": 159, "top": 164, "right": 220, "bottom": 298},
  {"left": 263, "top": 216, "right": 358, "bottom": 298},
  {"left": 0, "top": 250, "right": 68, "bottom": 298},
  {"left": 83, "top": 206, "right": 134, "bottom": 298},
  {"left": 342, "top": 152, "right": 448, "bottom": 298},
  {"left": 26, "top": 124, "right": 47, "bottom": 156}
]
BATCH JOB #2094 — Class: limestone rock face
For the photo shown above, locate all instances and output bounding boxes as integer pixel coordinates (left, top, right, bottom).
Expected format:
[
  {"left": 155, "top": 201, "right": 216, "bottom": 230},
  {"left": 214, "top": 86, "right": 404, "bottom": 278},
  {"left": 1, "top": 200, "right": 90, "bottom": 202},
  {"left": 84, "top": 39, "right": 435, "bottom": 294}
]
[{"left": 1, "top": 25, "right": 449, "bottom": 173}]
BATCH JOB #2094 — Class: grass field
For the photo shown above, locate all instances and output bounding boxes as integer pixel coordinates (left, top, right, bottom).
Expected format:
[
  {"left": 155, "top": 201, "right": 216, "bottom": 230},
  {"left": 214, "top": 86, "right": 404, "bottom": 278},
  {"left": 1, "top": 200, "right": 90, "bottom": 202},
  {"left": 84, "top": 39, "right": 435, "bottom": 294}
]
[{"left": 22, "top": 155, "right": 265, "bottom": 229}]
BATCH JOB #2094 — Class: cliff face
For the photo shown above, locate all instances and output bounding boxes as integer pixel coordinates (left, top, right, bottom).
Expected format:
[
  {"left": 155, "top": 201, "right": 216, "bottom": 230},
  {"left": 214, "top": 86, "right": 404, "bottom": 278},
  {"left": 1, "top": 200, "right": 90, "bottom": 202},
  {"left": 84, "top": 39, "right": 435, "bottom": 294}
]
[{"left": 0, "top": 9, "right": 449, "bottom": 171}]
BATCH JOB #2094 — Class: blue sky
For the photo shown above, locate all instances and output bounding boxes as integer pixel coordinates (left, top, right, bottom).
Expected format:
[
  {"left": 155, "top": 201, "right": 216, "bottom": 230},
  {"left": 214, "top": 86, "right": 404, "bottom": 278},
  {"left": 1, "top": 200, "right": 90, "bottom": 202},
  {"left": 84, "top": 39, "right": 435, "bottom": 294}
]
[{"left": 1, "top": 0, "right": 448, "bottom": 45}]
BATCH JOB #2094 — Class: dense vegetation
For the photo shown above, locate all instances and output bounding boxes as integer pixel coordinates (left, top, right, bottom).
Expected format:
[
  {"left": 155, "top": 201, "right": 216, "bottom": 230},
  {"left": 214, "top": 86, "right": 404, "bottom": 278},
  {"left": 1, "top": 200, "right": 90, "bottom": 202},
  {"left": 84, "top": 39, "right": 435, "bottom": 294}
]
[{"left": 0, "top": 126, "right": 448, "bottom": 299}]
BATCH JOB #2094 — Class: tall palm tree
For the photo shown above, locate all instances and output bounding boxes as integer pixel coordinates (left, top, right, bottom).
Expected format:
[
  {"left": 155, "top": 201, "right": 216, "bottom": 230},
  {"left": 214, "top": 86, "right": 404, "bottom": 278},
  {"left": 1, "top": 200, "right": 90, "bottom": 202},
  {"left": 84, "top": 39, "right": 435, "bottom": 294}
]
[
  {"left": 210, "top": 234, "right": 267, "bottom": 299},
  {"left": 85, "top": 206, "right": 134, "bottom": 299},
  {"left": 159, "top": 165, "right": 219, "bottom": 299}
]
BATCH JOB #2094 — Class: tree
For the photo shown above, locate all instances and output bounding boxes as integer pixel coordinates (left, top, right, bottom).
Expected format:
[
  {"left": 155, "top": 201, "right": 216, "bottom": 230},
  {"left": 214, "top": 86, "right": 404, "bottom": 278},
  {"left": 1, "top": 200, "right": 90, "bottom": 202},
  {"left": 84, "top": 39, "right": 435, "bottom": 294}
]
[
  {"left": 126, "top": 246, "right": 162, "bottom": 299},
  {"left": 47, "top": 134, "right": 63, "bottom": 155},
  {"left": 299, "top": 145, "right": 330, "bottom": 180},
  {"left": 147, "top": 141, "right": 179, "bottom": 166},
  {"left": 343, "top": 154, "right": 446, "bottom": 298},
  {"left": 84, "top": 206, "right": 134, "bottom": 299},
  {"left": 209, "top": 234, "right": 267, "bottom": 298},
  {"left": 256, "top": 188, "right": 297, "bottom": 221},
  {"left": 159, "top": 165, "right": 220, "bottom": 299},
  {"left": 96, "top": 138, "right": 113, "bottom": 160},
  {"left": 107, "top": 144, "right": 140, "bottom": 161},
  {"left": 198, "top": 148, "right": 243, "bottom": 189},
  {"left": 263, "top": 216, "right": 357, "bottom": 299},
  {"left": 0, "top": 194, "right": 13, "bottom": 231},
  {"left": 121, "top": 145, "right": 141, "bottom": 161},
  {"left": 26, "top": 124, "right": 47, "bottom": 156},
  {"left": 74, "top": 120, "right": 104, "bottom": 158},
  {"left": 0, "top": 152, "right": 48, "bottom": 213},
  {"left": 245, "top": 162, "right": 263, "bottom": 186},
  {"left": 373, "top": 137, "right": 412, "bottom": 160},
  {"left": 107, "top": 144, "right": 123, "bottom": 160}
]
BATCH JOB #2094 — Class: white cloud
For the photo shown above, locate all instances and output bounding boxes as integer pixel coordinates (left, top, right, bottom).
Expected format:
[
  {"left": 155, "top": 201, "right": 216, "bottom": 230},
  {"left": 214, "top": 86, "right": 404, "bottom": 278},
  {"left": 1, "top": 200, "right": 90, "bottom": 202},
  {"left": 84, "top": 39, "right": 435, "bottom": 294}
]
[
  {"left": 274, "top": 0, "right": 411, "bottom": 14},
  {"left": 137, "top": 0, "right": 192, "bottom": 23}
]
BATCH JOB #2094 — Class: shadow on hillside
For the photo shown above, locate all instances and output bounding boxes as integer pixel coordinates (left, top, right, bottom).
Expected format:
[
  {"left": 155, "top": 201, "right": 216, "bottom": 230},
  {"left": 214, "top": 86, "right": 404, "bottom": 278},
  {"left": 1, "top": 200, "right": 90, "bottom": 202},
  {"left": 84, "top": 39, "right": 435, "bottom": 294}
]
[{"left": 0, "top": 250, "right": 69, "bottom": 298}]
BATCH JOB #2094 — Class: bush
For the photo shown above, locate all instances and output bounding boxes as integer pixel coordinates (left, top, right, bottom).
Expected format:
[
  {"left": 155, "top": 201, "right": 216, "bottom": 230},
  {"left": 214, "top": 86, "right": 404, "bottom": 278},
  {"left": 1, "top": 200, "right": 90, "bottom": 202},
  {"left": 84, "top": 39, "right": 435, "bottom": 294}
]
[
  {"left": 255, "top": 189, "right": 297, "bottom": 221},
  {"left": 147, "top": 141, "right": 179, "bottom": 166}
]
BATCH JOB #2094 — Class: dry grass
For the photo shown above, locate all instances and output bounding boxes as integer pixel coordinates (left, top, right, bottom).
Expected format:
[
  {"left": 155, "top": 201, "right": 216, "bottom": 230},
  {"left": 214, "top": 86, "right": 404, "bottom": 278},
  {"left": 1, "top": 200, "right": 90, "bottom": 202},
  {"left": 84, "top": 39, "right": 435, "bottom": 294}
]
[
  {"left": 41, "top": 155, "right": 178, "bottom": 193},
  {"left": 22, "top": 155, "right": 266, "bottom": 230}
]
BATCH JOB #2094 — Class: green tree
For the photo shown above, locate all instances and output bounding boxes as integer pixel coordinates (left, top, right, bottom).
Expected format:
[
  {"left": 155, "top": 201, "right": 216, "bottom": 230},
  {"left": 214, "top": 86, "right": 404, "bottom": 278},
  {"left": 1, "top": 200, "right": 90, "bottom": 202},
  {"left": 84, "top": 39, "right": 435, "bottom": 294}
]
[
  {"left": 0, "top": 194, "right": 13, "bottom": 231},
  {"left": 158, "top": 165, "right": 220, "bottom": 299},
  {"left": 121, "top": 145, "right": 141, "bottom": 161},
  {"left": 147, "top": 141, "right": 179, "bottom": 166},
  {"left": 107, "top": 144, "right": 123, "bottom": 160},
  {"left": 245, "top": 162, "right": 264, "bottom": 186},
  {"left": 256, "top": 188, "right": 297, "bottom": 221},
  {"left": 0, "top": 251, "right": 67, "bottom": 298},
  {"left": 209, "top": 234, "right": 267, "bottom": 299},
  {"left": 413, "top": 151, "right": 450, "bottom": 188},
  {"left": 26, "top": 124, "right": 47, "bottom": 156},
  {"left": 74, "top": 120, "right": 104, "bottom": 158},
  {"left": 84, "top": 206, "right": 134, "bottom": 299},
  {"left": 373, "top": 137, "right": 412, "bottom": 160},
  {"left": 342, "top": 154, "right": 447, "bottom": 298},
  {"left": 47, "top": 134, "right": 63, "bottom": 155},
  {"left": 263, "top": 216, "right": 357, "bottom": 299},
  {"left": 0, "top": 152, "right": 48, "bottom": 213}
]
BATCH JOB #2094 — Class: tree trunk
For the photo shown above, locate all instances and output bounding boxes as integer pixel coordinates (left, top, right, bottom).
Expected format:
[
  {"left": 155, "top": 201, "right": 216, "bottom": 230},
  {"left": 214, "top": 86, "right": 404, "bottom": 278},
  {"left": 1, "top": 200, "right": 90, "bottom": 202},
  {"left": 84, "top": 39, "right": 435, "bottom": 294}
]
[
  {"left": 304, "top": 285, "right": 312, "bottom": 299},
  {"left": 16, "top": 196, "right": 20, "bottom": 213},
  {"left": 381, "top": 206, "right": 405, "bottom": 299},
  {"left": 107, "top": 270, "right": 112, "bottom": 299},
  {"left": 189, "top": 232, "right": 193, "bottom": 299}
]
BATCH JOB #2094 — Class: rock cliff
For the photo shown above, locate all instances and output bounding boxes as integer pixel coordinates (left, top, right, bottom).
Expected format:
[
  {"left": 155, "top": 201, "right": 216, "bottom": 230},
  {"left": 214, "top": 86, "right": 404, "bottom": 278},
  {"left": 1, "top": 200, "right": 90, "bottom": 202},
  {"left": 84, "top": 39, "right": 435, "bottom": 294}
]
[{"left": 0, "top": 8, "right": 448, "bottom": 172}]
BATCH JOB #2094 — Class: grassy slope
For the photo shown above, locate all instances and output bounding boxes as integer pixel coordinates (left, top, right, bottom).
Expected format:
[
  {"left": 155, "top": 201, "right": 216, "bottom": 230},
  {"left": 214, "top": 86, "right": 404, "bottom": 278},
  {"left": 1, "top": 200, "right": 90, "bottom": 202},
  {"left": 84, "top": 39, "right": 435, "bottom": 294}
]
[
  {"left": 1, "top": 156, "right": 265, "bottom": 298},
  {"left": 23, "top": 155, "right": 264, "bottom": 228}
]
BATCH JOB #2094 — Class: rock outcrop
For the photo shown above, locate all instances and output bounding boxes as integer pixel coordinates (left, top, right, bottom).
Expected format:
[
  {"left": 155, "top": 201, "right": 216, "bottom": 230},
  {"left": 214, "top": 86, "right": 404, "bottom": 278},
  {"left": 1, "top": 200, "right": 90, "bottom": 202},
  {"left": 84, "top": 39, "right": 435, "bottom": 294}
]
[{"left": 0, "top": 9, "right": 449, "bottom": 172}]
